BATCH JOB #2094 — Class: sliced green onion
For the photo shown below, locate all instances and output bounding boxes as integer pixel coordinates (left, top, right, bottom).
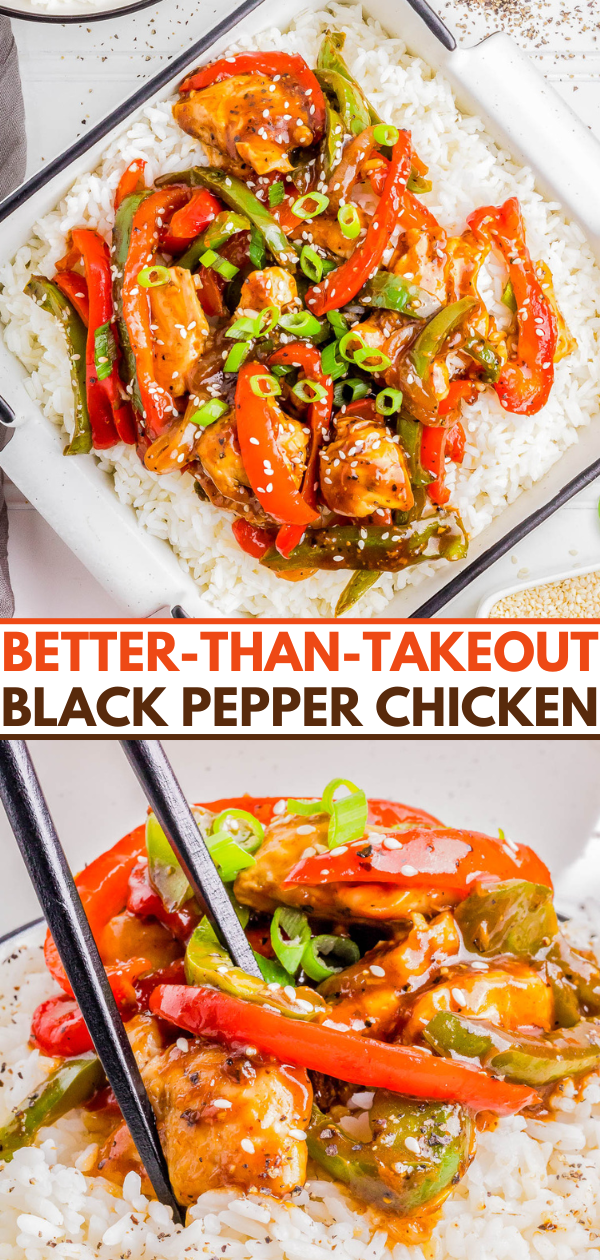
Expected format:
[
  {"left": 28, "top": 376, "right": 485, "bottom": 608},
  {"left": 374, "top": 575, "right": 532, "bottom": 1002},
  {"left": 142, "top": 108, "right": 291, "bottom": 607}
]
[
  {"left": 327, "top": 310, "right": 349, "bottom": 339},
  {"left": 287, "top": 796, "right": 322, "bottom": 816},
  {"left": 338, "top": 204, "right": 361, "bottom": 240},
  {"left": 322, "top": 777, "right": 368, "bottom": 849},
  {"left": 249, "top": 373, "right": 281, "bottom": 399},
  {"left": 338, "top": 330, "right": 367, "bottom": 363},
  {"left": 321, "top": 259, "right": 337, "bottom": 277},
  {"left": 271, "top": 363, "right": 294, "bottom": 377},
  {"left": 291, "top": 379, "right": 328, "bottom": 404},
  {"left": 211, "top": 808, "right": 264, "bottom": 854},
  {"left": 373, "top": 123, "right": 399, "bottom": 147},
  {"left": 375, "top": 387, "right": 403, "bottom": 415},
  {"left": 279, "top": 310, "right": 323, "bottom": 338},
  {"left": 271, "top": 906, "right": 311, "bottom": 976},
  {"left": 137, "top": 264, "right": 170, "bottom": 289},
  {"left": 501, "top": 279, "right": 517, "bottom": 313},
  {"left": 206, "top": 832, "right": 256, "bottom": 882},
  {"left": 225, "top": 316, "right": 256, "bottom": 341},
  {"left": 321, "top": 339, "right": 348, "bottom": 381},
  {"left": 200, "top": 249, "right": 238, "bottom": 280},
  {"left": 301, "top": 934, "right": 360, "bottom": 982},
  {"left": 254, "top": 305, "right": 280, "bottom": 337},
  {"left": 333, "top": 378, "right": 370, "bottom": 407},
  {"left": 355, "top": 345, "right": 391, "bottom": 372},
  {"left": 254, "top": 950, "right": 294, "bottom": 986},
  {"left": 93, "top": 322, "right": 117, "bottom": 382},
  {"left": 269, "top": 180, "right": 285, "bottom": 208},
  {"left": 224, "top": 340, "right": 252, "bottom": 373},
  {"left": 248, "top": 223, "right": 266, "bottom": 269},
  {"left": 189, "top": 398, "right": 229, "bottom": 427},
  {"left": 146, "top": 812, "right": 191, "bottom": 911},
  {"left": 291, "top": 192, "right": 330, "bottom": 220},
  {"left": 300, "top": 245, "right": 324, "bottom": 283}
]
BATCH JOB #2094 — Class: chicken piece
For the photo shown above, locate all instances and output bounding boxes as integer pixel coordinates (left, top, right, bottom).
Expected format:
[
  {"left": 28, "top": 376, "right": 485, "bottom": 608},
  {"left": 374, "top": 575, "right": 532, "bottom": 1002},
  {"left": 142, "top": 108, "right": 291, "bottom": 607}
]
[
  {"left": 235, "top": 814, "right": 462, "bottom": 924},
  {"left": 236, "top": 266, "right": 298, "bottom": 316},
  {"left": 399, "top": 961, "right": 555, "bottom": 1043},
  {"left": 174, "top": 74, "right": 315, "bottom": 178},
  {"left": 150, "top": 266, "right": 209, "bottom": 397},
  {"left": 196, "top": 406, "right": 308, "bottom": 508},
  {"left": 319, "top": 413, "right": 413, "bottom": 518},
  {"left": 291, "top": 207, "right": 369, "bottom": 260},
  {"left": 145, "top": 1038, "right": 311, "bottom": 1204},
  {"left": 99, "top": 911, "right": 182, "bottom": 972},
  {"left": 393, "top": 227, "right": 448, "bottom": 305},
  {"left": 144, "top": 413, "right": 201, "bottom": 475},
  {"left": 319, "top": 912, "right": 461, "bottom": 1038}
]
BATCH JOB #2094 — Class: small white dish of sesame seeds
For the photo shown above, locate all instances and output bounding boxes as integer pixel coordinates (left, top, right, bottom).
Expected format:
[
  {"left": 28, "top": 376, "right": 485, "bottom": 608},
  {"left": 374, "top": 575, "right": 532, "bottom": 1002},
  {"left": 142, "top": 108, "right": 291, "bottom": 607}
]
[{"left": 477, "top": 562, "right": 600, "bottom": 618}]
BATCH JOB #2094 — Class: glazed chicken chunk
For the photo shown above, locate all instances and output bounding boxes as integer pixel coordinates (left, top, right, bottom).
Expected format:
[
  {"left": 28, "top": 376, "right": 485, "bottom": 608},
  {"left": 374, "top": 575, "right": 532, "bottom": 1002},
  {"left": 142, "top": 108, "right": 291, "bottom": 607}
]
[
  {"left": 235, "top": 813, "right": 464, "bottom": 923},
  {"left": 320, "top": 413, "right": 414, "bottom": 518},
  {"left": 149, "top": 266, "right": 209, "bottom": 397},
  {"left": 174, "top": 73, "right": 316, "bottom": 178},
  {"left": 197, "top": 406, "right": 308, "bottom": 504},
  {"left": 399, "top": 961, "right": 555, "bottom": 1042},
  {"left": 236, "top": 266, "right": 298, "bottom": 316}
]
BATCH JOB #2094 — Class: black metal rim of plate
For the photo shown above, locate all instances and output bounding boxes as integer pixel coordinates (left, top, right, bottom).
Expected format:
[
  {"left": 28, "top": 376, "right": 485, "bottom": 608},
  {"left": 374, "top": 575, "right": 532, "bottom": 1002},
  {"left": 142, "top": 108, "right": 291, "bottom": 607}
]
[{"left": 0, "top": 0, "right": 159, "bottom": 21}]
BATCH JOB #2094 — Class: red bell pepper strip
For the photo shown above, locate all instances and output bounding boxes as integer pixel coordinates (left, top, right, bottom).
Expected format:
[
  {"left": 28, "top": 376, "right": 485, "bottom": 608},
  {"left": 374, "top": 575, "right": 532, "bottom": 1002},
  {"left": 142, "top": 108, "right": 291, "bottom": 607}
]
[
  {"left": 231, "top": 518, "right": 274, "bottom": 559},
  {"left": 71, "top": 229, "right": 137, "bottom": 445},
  {"left": 286, "top": 824, "right": 552, "bottom": 895},
  {"left": 268, "top": 342, "right": 333, "bottom": 557},
  {"left": 122, "top": 187, "right": 190, "bottom": 438},
  {"left": 179, "top": 52, "right": 326, "bottom": 143},
  {"left": 126, "top": 859, "right": 200, "bottom": 942},
  {"left": 53, "top": 270, "right": 90, "bottom": 326},
  {"left": 115, "top": 159, "right": 147, "bottom": 211},
  {"left": 306, "top": 132, "right": 412, "bottom": 315},
  {"left": 235, "top": 362, "right": 320, "bottom": 527},
  {"left": 420, "top": 418, "right": 467, "bottom": 506},
  {"left": 161, "top": 188, "right": 221, "bottom": 253},
  {"left": 438, "top": 379, "right": 477, "bottom": 419},
  {"left": 150, "top": 984, "right": 538, "bottom": 1115},
  {"left": 31, "top": 994, "right": 94, "bottom": 1057},
  {"left": 200, "top": 795, "right": 440, "bottom": 831},
  {"left": 468, "top": 197, "right": 557, "bottom": 415},
  {"left": 44, "top": 825, "right": 146, "bottom": 996}
]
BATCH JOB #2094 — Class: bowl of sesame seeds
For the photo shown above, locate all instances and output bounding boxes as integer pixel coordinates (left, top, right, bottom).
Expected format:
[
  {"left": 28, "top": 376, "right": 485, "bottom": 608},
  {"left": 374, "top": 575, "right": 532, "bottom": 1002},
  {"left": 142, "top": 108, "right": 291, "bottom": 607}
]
[{"left": 478, "top": 563, "right": 600, "bottom": 618}]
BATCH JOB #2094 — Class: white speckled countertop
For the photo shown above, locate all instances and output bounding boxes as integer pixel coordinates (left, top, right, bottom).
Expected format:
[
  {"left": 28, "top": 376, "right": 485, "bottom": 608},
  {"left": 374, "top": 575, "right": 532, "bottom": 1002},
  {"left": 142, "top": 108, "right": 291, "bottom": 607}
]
[{"left": 6, "top": 0, "right": 600, "bottom": 617}]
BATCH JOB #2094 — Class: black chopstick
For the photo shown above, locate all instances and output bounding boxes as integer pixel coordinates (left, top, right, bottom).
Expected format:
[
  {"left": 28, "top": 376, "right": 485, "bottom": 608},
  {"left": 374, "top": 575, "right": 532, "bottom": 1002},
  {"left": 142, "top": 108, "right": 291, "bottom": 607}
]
[
  {"left": 405, "top": 0, "right": 456, "bottom": 50},
  {"left": 0, "top": 740, "right": 184, "bottom": 1226},
  {"left": 120, "top": 740, "right": 261, "bottom": 978}
]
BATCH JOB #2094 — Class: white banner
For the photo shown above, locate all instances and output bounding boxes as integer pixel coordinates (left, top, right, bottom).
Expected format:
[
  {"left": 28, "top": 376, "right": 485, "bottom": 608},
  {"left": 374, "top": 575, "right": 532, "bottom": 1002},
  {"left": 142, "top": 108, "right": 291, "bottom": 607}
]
[{"left": 0, "top": 619, "right": 598, "bottom": 735}]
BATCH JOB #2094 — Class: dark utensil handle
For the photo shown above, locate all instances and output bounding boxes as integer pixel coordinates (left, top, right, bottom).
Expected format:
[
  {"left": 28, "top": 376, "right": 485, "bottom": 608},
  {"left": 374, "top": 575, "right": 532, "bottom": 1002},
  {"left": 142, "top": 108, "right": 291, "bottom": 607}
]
[
  {"left": 0, "top": 740, "right": 184, "bottom": 1224},
  {"left": 120, "top": 740, "right": 261, "bottom": 978},
  {"left": 405, "top": 0, "right": 456, "bottom": 50}
]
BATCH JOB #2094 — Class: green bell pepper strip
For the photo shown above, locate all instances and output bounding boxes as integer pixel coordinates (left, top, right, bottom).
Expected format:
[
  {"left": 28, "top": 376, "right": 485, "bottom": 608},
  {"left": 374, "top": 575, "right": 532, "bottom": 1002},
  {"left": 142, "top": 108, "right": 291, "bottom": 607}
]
[
  {"left": 308, "top": 1095, "right": 473, "bottom": 1216},
  {"left": 25, "top": 277, "right": 92, "bottom": 455},
  {"left": 501, "top": 279, "right": 518, "bottom": 313},
  {"left": 424, "top": 1011, "right": 600, "bottom": 1087},
  {"left": 184, "top": 919, "right": 326, "bottom": 1020},
  {"left": 111, "top": 189, "right": 152, "bottom": 414},
  {"left": 360, "top": 271, "right": 440, "bottom": 320},
  {"left": 146, "top": 810, "right": 193, "bottom": 912},
  {"left": 260, "top": 514, "right": 468, "bottom": 572},
  {"left": 397, "top": 413, "right": 434, "bottom": 488},
  {"left": 177, "top": 210, "right": 251, "bottom": 271},
  {"left": 0, "top": 1057, "right": 105, "bottom": 1162},
  {"left": 323, "top": 100, "right": 345, "bottom": 176},
  {"left": 464, "top": 334, "right": 504, "bottom": 383},
  {"left": 455, "top": 879, "right": 558, "bottom": 959},
  {"left": 335, "top": 571, "right": 380, "bottom": 616},
  {"left": 316, "top": 31, "right": 431, "bottom": 193},
  {"left": 545, "top": 934, "right": 600, "bottom": 1027},
  {"left": 315, "top": 68, "right": 370, "bottom": 137},
  {"left": 410, "top": 297, "right": 479, "bottom": 379},
  {"left": 155, "top": 168, "right": 296, "bottom": 269}
]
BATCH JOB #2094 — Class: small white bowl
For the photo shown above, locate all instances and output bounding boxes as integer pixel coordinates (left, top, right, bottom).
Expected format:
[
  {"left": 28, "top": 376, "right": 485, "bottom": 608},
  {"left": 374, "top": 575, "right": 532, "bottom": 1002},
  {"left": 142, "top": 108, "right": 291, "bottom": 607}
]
[{"left": 477, "top": 561, "right": 600, "bottom": 618}]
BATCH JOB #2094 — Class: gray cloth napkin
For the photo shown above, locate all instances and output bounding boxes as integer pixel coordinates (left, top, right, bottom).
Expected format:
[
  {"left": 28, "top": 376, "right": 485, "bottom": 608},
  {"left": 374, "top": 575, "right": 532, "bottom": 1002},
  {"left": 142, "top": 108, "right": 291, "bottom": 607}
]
[{"left": 0, "top": 17, "right": 26, "bottom": 617}]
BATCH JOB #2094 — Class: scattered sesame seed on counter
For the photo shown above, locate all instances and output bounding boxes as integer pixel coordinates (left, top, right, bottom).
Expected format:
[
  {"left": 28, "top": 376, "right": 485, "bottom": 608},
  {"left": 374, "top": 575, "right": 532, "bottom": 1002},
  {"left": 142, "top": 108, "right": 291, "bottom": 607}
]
[{"left": 490, "top": 571, "right": 600, "bottom": 617}]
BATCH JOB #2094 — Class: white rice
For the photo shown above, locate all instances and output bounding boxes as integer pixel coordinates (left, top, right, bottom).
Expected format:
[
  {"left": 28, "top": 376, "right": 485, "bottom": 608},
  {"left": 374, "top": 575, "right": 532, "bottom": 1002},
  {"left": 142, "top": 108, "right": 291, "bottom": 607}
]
[
  {"left": 2, "top": 918, "right": 600, "bottom": 1260},
  {"left": 1, "top": 3, "right": 599, "bottom": 617}
]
